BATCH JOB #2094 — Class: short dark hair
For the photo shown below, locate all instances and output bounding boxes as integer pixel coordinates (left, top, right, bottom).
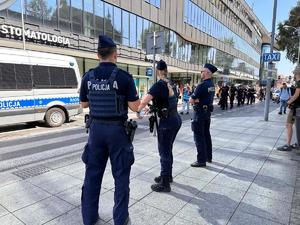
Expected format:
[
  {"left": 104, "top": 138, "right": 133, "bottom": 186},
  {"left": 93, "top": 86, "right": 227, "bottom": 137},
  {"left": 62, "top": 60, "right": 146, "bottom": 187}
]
[
  {"left": 283, "top": 82, "right": 286, "bottom": 85},
  {"left": 97, "top": 47, "right": 117, "bottom": 59}
]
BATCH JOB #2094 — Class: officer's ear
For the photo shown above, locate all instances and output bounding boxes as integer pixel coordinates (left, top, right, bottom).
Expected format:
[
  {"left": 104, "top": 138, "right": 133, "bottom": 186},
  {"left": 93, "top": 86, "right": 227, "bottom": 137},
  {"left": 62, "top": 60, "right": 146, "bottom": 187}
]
[{"left": 97, "top": 53, "right": 101, "bottom": 60}]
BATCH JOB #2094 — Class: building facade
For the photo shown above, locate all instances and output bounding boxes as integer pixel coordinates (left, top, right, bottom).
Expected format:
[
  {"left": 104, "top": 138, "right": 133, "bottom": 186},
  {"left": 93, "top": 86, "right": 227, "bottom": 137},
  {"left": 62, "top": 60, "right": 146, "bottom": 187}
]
[{"left": 0, "top": 0, "right": 270, "bottom": 97}]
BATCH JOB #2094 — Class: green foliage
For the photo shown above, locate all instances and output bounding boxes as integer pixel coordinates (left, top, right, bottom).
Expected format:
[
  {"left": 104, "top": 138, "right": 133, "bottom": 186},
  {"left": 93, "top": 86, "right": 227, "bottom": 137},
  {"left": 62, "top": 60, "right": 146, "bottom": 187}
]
[{"left": 277, "top": 1, "right": 300, "bottom": 63}]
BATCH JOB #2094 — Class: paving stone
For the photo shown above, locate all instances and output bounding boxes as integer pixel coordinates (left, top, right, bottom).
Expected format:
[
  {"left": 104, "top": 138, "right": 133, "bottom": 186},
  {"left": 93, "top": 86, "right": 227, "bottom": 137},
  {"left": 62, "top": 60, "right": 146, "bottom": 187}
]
[
  {"left": 56, "top": 184, "right": 82, "bottom": 206},
  {"left": 180, "top": 166, "right": 220, "bottom": 182},
  {"left": 128, "top": 202, "right": 173, "bottom": 225},
  {"left": 0, "top": 204, "right": 9, "bottom": 218},
  {"left": 165, "top": 216, "right": 202, "bottom": 225},
  {"left": 249, "top": 178, "right": 294, "bottom": 203},
  {"left": 0, "top": 214, "right": 24, "bottom": 225},
  {"left": 14, "top": 196, "right": 74, "bottom": 225},
  {"left": 0, "top": 181, "right": 51, "bottom": 212},
  {"left": 228, "top": 211, "right": 283, "bottom": 225},
  {"left": 0, "top": 173, "right": 21, "bottom": 188},
  {"left": 129, "top": 178, "right": 153, "bottom": 201},
  {"left": 197, "top": 183, "right": 245, "bottom": 210},
  {"left": 211, "top": 173, "right": 252, "bottom": 191},
  {"left": 176, "top": 197, "right": 235, "bottom": 225},
  {"left": 238, "top": 192, "right": 291, "bottom": 225},
  {"left": 44, "top": 207, "right": 83, "bottom": 225}
]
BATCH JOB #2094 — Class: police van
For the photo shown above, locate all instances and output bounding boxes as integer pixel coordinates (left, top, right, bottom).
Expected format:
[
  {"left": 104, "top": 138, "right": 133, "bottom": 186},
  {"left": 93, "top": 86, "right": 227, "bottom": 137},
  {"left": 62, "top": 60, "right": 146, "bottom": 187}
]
[{"left": 0, "top": 47, "right": 82, "bottom": 127}]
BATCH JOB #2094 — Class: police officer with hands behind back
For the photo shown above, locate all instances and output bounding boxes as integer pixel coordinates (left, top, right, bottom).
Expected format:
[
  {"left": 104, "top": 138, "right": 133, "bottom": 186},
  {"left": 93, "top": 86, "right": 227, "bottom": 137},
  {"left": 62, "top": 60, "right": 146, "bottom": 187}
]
[
  {"left": 80, "top": 35, "right": 140, "bottom": 225},
  {"left": 137, "top": 60, "right": 182, "bottom": 192},
  {"left": 190, "top": 63, "right": 216, "bottom": 167}
]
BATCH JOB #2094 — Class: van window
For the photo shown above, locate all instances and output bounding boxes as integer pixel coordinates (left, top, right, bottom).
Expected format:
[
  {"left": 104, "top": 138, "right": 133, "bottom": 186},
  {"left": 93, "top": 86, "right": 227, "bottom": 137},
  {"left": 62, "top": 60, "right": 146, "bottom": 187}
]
[
  {"left": 32, "top": 65, "right": 78, "bottom": 88},
  {"left": 0, "top": 63, "right": 33, "bottom": 90}
]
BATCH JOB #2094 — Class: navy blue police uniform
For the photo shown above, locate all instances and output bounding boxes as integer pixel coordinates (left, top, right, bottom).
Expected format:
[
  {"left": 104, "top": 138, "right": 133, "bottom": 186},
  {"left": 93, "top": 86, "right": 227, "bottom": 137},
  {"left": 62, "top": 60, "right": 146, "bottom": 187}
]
[
  {"left": 149, "top": 60, "right": 182, "bottom": 192},
  {"left": 191, "top": 64, "right": 216, "bottom": 166},
  {"left": 80, "top": 36, "right": 138, "bottom": 225}
]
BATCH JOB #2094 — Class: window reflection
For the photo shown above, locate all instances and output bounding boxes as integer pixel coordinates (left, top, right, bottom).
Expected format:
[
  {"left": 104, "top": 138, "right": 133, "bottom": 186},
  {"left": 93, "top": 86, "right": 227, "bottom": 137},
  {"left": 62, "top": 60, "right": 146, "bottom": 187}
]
[
  {"left": 122, "top": 10, "right": 129, "bottom": 46},
  {"left": 104, "top": 3, "right": 113, "bottom": 38},
  {"left": 113, "top": 7, "right": 122, "bottom": 44},
  {"left": 129, "top": 14, "right": 137, "bottom": 48},
  {"left": 84, "top": 0, "right": 94, "bottom": 37},
  {"left": 95, "top": 0, "right": 104, "bottom": 36}
]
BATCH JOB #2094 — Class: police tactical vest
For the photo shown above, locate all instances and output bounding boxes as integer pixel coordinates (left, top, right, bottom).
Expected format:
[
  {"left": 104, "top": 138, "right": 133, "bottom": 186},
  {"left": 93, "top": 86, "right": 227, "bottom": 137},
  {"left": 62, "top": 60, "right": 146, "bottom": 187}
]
[
  {"left": 154, "top": 80, "right": 178, "bottom": 118},
  {"left": 87, "top": 68, "right": 127, "bottom": 119}
]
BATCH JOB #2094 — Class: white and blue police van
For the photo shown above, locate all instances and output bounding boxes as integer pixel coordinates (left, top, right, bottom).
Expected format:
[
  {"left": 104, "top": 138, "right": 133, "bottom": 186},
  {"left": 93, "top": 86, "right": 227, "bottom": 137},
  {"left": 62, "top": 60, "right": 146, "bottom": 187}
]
[{"left": 0, "top": 47, "right": 82, "bottom": 127}]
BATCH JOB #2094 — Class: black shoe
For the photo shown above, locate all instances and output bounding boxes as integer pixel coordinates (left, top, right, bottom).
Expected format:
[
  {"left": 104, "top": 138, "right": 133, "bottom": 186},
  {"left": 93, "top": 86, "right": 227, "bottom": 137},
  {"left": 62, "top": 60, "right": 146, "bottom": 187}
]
[
  {"left": 207, "top": 159, "right": 212, "bottom": 163},
  {"left": 277, "top": 144, "right": 292, "bottom": 151},
  {"left": 151, "top": 177, "right": 171, "bottom": 192},
  {"left": 154, "top": 176, "right": 173, "bottom": 183},
  {"left": 284, "top": 111, "right": 286, "bottom": 114},
  {"left": 278, "top": 112, "right": 282, "bottom": 115},
  {"left": 190, "top": 161, "right": 206, "bottom": 167},
  {"left": 186, "top": 112, "right": 189, "bottom": 115},
  {"left": 180, "top": 112, "right": 183, "bottom": 115}
]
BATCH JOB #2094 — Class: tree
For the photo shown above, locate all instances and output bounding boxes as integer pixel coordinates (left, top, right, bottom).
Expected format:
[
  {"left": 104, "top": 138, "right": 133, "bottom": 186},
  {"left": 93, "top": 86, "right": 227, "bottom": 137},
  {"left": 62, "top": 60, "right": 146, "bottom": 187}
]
[
  {"left": 26, "top": 0, "right": 52, "bottom": 19},
  {"left": 277, "top": 1, "right": 300, "bottom": 63}
]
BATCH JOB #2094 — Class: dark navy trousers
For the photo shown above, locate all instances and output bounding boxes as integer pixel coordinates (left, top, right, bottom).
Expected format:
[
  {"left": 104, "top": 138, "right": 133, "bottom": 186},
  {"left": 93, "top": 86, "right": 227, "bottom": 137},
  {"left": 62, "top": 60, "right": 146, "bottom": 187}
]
[
  {"left": 81, "top": 122, "right": 134, "bottom": 225},
  {"left": 157, "top": 114, "right": 182, "bottom": 177},
  {"left": 192, "top": 111, "right": 212, "bottom": 163}
]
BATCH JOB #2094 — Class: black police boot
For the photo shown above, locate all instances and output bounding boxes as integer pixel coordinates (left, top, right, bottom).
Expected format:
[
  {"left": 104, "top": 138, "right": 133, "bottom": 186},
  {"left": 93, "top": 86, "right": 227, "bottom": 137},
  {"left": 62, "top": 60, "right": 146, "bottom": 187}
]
[
  {"left": 154, "top": 175, "right": 173, "bottom": 183},
  {"left": 190, "top": 161, "right": 206, "bottom": 167},
  {"left": 207, "top": 159, "right": 212, "bottom": 163},
  {"left": 151, "top": 176, "right": 171, "bottom": 192}
]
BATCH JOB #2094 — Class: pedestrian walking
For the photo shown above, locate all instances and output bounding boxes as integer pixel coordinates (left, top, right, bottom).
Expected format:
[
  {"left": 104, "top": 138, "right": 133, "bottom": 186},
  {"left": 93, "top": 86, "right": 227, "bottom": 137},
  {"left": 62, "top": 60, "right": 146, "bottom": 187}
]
[
  {"left": 137, "top": 60, "right": 182, "bottom": 192},
  {"left": 278, "top": 83, "right": 291, "bottom": 115},
  {"left": 190, "top": 63, "right": 216, "bottom": 167},
  {"left": 220, "top": 84, "right": 229, "bottom": 110},
  {"left": 80, "top": 35, "right": 140, "bottom": 225},
  {"left": 180, "top": 83, "right": 191, "bottom": 114},
  {"left": 229, "top": 84, "right": 237, "bottom": 109}
]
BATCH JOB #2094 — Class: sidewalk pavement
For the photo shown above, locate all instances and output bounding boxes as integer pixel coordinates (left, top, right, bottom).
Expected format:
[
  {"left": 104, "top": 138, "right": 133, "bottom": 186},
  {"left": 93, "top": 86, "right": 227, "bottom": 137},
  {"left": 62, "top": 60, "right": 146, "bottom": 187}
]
[{"left": 1, "top": 103, "right": 300, "bottom": 225}]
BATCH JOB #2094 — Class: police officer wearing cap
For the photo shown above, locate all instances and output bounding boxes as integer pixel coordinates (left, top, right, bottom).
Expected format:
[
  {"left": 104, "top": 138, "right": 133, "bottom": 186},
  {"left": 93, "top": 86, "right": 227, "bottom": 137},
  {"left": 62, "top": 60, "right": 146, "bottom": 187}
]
[
  {"left": 190, "top": 63, "right": 216, "bottom": 167},
  {"left": 137, "top": 60, "right": 182, "bottom": 192},
  {"left": 80, "top": 36, "right": 140, "bottom": 225}
]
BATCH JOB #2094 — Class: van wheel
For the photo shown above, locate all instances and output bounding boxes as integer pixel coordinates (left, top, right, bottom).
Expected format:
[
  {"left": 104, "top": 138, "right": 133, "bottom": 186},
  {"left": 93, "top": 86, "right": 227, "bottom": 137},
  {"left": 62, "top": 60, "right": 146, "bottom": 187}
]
[{"left": 45, "top": 108, "right": 66, "bottom": 127}]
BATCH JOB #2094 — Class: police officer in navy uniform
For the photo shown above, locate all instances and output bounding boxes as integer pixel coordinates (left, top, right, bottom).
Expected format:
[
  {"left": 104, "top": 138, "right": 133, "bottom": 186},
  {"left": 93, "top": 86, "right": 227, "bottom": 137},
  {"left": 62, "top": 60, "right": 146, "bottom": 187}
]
[
  {"left": 80, "top": 36, "right": 140, "bottom": 225},
  {"left": 190, "top": 63, "right": 216, "bottom": 167},
  {"left": 137, "top": 60, "right": 182, "bottom": 192}
]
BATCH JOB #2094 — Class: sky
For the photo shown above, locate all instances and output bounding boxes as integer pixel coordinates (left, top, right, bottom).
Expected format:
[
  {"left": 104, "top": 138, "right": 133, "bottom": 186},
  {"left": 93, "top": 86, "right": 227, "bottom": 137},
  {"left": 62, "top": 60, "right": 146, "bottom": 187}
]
[{"left": 245, "top": 0, "right": 298, "bottom": 76}]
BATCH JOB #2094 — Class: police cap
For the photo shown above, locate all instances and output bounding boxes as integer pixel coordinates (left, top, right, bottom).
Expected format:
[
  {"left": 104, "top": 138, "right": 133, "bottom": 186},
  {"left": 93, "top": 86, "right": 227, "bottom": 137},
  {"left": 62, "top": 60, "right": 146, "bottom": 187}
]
[
  {"left": 98, "top": 35, "right": 116, "bottom": 49},
  {"left": 204, "top": 63, "right": 217, "bottom": 74},
  {"left": 156, "top": 60, "right": 167, "bottom": 70}
]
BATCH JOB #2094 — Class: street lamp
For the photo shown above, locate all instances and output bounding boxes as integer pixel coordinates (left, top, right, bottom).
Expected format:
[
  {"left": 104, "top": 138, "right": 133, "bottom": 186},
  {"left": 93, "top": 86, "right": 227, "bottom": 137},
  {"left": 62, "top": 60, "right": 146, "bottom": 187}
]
[{"left": 283, "top": 25, "right": 300, "bottom": 65}]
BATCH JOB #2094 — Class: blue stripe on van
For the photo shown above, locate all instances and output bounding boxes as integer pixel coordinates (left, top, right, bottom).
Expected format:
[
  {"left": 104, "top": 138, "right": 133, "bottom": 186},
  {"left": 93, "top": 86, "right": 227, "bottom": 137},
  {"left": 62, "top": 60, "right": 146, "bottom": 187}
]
[{"left": 0, "top": 97, "right": 79, "bottom": 110}]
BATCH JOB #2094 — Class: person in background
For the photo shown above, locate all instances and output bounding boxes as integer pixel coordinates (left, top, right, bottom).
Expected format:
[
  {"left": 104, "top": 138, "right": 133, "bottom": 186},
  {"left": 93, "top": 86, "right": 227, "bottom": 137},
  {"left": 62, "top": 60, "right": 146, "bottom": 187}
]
[
  {"left": 278, "top": 83, "right": 291, "bottom": 115},
  {"left": 180, "top": 83, "right": 191, "bottom": 114},
  {"left": 229, "top": 84, "right": 237, "bottom": 109}
]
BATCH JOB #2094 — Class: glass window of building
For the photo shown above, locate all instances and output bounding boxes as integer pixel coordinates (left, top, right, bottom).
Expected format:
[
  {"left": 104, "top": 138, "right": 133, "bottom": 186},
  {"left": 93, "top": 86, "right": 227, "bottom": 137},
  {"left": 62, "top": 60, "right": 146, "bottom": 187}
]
[
  {"left": 129, "top": 14, "right": 137, "bottom": 48},
  {"left": 83, "top": 0, "right": 94, "bottom": 37},
  {"left": 25, "top": 0, "right": 43, "bottom": 24},
  {"left": 137, "top": 16, "right": 143, "bottom": 49},
  {"left": 113, "top": 7, "right": 122, "bottom": 44},
  {"left": 59, "top": 0, "right": 71, "bottom": 31},
  {"left": 117, "top": 63, "right": 128, "bottom": 72},
  {"left": 122, "top": 10, "right": 129, "bottom": 46},
  {"left": 71, "top": 0, "right": 83, "bottom": 34},
  {"left": 142, "top": 19, "right": 149, "bottom": 49},
  {"left": 6, "top": 0, "right": 22, "bottom": 19},
  {"left": 44, "top": 0, "right": 58, "bottom": 27},
  {"left": 104, "top": 2, "right": 113, "bottom": 38},
  {"left": 95, "top": 0, "right": 104, "bottom": 36}
]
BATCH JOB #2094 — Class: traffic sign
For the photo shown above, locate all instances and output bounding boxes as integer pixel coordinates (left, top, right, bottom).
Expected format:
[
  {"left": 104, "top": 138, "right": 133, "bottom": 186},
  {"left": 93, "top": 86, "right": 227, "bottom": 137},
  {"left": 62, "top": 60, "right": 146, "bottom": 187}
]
[
  {"left": 146, "top": 68, "right": 153, "bottom": 77},
  {"left": 263, "top": 52, "right": 281, "bottom": 62},
  {"left": 146, "top": 31, "right": 165, "bottom": 55}
]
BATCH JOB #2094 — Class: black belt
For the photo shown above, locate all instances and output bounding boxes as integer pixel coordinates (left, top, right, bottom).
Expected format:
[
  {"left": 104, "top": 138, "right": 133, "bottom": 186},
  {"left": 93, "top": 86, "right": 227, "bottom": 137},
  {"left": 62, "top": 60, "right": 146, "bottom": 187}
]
[{"left": 91, "top": 118, "right": 124, "bottom": 126}]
